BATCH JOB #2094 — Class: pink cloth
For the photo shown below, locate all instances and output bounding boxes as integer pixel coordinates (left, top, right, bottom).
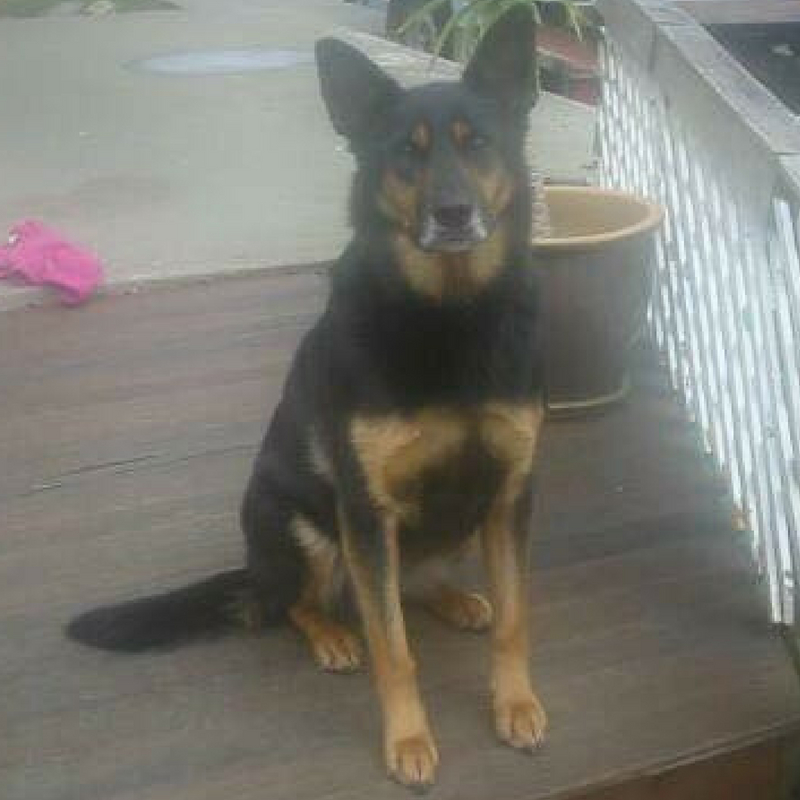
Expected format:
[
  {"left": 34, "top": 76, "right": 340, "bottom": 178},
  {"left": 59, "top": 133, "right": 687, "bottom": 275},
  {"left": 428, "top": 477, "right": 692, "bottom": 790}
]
[{"left": 0, "top": 220, "right": 103, "bottom": 305}]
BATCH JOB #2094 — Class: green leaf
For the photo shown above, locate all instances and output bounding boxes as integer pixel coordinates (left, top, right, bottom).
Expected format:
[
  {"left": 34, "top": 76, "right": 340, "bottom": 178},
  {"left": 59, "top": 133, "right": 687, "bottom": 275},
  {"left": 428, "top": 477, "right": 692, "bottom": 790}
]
[
  {"left": 395, "top": 0, "right": 453, "bottom": 37},
  {"left": 396, "top": 0, "right": 590, "bottom": 64}
]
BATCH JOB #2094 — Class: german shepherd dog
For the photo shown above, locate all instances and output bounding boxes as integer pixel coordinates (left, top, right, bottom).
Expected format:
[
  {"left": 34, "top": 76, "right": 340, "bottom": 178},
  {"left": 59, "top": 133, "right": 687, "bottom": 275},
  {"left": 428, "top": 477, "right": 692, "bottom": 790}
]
[{"left": 68, "top": 6, "right": 546, "bottom": 788}]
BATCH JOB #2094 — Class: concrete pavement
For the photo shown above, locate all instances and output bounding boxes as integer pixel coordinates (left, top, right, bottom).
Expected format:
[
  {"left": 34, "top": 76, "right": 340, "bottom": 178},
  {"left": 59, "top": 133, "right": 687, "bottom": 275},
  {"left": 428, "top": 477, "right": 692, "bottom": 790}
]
[{"left": 0, "top": 0, "right": 595, "bottom": 309}]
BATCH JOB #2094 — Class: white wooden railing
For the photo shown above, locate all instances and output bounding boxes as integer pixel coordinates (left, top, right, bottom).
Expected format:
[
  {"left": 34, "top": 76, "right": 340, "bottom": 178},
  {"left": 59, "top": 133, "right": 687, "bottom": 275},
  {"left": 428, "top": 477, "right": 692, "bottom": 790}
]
[{"left": 598, "top": 0, "right": 800, "bottom": 623}]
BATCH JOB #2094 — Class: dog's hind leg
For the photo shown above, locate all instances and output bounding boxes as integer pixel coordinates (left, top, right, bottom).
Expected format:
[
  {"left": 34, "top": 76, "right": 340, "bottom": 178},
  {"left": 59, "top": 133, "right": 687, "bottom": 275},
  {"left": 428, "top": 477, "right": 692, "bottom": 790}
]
[{"left": 288, "top": 516, "right": 362, "bottom": 673}]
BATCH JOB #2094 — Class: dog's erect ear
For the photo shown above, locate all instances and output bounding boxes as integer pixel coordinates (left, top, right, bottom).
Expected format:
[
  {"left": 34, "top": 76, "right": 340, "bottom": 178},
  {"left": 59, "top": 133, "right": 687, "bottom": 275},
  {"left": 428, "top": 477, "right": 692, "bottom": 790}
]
[
  {"left": 462, "top": 4, "right": 538, "bottom": 115},
  {"left": 315, "top": 38, "right": 402, "bottom": 141}
]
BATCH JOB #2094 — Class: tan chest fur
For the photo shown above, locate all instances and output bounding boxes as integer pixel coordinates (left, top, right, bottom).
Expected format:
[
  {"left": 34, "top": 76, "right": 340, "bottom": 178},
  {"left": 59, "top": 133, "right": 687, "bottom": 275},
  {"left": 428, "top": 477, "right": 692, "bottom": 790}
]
[{"left": 350, "top": 403, "right": 543, "bottom": 520}]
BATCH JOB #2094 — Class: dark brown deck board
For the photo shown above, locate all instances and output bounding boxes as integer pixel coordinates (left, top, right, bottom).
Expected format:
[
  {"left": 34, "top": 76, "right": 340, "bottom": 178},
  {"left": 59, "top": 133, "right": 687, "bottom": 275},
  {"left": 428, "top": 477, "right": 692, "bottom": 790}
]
[{"left": 1, "top": 272, "right": 798, "bottom": 800}]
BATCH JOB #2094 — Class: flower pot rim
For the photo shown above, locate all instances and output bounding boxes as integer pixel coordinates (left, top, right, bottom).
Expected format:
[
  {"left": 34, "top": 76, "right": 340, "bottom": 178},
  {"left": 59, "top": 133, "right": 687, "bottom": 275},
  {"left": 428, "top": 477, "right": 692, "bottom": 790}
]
[{"left": 532, "top": 185, "right": 664, "bottom": 252}]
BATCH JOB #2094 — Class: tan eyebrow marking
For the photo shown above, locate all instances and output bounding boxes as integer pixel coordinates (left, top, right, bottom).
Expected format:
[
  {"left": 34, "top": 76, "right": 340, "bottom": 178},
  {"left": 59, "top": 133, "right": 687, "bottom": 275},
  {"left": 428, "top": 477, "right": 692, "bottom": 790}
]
[
  {"left": 452, "top": 119, "right": 472, "bottom": 146},
  {"left": 411, "top": 121, "right": 431, "bottom": 151}
]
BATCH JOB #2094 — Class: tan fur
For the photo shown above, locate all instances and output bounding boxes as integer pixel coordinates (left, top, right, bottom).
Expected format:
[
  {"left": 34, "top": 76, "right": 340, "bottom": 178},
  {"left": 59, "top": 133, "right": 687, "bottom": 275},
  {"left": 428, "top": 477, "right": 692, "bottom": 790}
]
[
  {"left": 378, "top": 169, "right": 419, "bottom": 233},
  {"left": 482, "top": 401, "right": 543, "bottom": 499},
  {"left": 346, "top": 402, "right": 544, "bottom": 776},
  {"left": 351, "top": 408, "right": 465, "bottom": 519},
  {"left": 391, "top": 222, "right": 509, "bottom": 301},
  {"left": 288, "top": 602, "right": 362, "bottom": 672},
  {"left": 480, "top": 402, "right": 547, "bottom": 750},
  {"left": 288, "top": 516, "right": 359, "bottom": 672},
  {"left": 340, "top": 516, "right": 438, "bottom": 786},
  {"left": 411, "top": 121, "right": 431, "bottom": 152},
  {"left": 391, "top": 232, "right": 446, "bottom": 298},
  {"left": 378, "top": 137, "right": 515, "bottom": 301},
  {"left": 425, "top": 586, "right": 493, "bottom": 631},
  {"left": 291, "top": 516, "right": 343, "bottom": 609},
  {"left": 471, "top": 159, "right": 514, "bottom": 218},
  {"left": 451, "top": 118, "right": 472, "bottom": 147},
  {"left": 446, "top": 221, "right": 508, "bottom": 293},
  {"left": 351, "top": 402, "right": 542, "bottom": 517},
  {"left": 483, "top": 518, "right": 548, "bottom": 750}
]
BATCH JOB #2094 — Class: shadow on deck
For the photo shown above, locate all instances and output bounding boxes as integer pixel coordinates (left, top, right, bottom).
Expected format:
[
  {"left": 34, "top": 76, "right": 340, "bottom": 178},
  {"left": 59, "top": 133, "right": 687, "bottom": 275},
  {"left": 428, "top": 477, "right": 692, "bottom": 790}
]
[{"left": 1, "top": 271, "right": 798, "bottom": 800}]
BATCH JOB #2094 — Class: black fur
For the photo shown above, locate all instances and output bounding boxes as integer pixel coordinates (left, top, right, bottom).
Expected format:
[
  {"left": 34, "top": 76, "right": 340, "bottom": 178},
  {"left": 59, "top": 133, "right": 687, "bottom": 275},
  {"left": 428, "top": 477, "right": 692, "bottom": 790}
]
[
  {"left": 66, "top": 570, "right": 249, "bottom": 651},
  {"left": 67, "top": 5, "right": 543, "bottom": 652}
]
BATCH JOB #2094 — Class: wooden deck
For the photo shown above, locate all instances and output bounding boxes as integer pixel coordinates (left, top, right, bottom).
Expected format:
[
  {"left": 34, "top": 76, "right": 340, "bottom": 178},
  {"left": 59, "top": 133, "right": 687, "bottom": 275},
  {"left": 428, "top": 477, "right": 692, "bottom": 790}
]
[{"left": 2, "top": 271, "right": 799, "bottom": 800}]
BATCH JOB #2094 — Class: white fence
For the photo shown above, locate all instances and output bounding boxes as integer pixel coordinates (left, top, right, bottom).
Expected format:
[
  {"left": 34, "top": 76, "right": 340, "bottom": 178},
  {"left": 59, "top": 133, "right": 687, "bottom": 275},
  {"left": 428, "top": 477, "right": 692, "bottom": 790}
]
[{"left": 597, "top": 0, "right": 800, "bottom": 623}]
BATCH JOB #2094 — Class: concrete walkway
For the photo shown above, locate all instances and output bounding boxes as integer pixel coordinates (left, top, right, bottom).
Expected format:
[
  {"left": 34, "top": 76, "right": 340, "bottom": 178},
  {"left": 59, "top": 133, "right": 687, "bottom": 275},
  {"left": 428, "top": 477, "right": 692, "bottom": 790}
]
[{"left": 0, "top": 0, "right": 595, "bottom": 310}]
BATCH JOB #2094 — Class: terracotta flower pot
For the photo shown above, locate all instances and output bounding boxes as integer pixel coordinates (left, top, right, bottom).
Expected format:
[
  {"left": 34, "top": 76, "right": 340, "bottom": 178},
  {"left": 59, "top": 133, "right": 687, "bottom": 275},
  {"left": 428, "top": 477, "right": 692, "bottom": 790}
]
[{"left": 532, "top": 186, "right": 664, "bottom": 415}]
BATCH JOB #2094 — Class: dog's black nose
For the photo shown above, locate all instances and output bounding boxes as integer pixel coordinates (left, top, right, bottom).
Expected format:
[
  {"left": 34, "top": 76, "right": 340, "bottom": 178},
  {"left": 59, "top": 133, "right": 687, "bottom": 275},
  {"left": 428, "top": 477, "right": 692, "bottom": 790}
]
[{"left": 433, "top": 204, "right": 472, "bottom": 230}]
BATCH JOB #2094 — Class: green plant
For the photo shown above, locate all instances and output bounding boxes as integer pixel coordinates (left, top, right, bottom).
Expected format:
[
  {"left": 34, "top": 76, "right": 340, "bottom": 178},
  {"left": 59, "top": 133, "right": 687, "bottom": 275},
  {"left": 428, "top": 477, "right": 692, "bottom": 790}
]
[{"left": 398, "top": 0, "right": 591, "bottom": 63}]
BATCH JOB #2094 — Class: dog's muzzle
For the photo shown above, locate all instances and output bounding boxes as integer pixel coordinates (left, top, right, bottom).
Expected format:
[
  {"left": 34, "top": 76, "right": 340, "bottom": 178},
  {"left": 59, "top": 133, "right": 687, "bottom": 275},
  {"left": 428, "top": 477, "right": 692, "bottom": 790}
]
[{"left": 419, "top": 204, "right": 489, "bottom": 253}]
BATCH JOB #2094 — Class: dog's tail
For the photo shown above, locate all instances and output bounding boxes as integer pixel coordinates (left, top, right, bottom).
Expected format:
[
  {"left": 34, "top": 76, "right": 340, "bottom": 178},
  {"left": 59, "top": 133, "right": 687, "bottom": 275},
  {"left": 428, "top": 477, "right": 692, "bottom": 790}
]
[{"left": 65, "top": 568, "right": 275, "bottom": 652}]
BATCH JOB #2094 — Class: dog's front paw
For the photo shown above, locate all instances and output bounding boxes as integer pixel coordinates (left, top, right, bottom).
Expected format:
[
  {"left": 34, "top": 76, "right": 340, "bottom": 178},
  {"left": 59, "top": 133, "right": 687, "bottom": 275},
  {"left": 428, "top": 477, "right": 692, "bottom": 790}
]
[
  {"left": 494, "top": 692, "right": 547, "bottom": 752},
  {"left": 386, "top": 731, "right": 439, "bottom": 791}
]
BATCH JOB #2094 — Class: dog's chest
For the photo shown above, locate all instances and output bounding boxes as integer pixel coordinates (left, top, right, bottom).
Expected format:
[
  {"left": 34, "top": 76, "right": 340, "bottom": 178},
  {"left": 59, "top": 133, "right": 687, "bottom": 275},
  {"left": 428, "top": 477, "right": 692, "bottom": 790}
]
[{"left": 351, "top": 403, "right": 541, "bottom": 537}]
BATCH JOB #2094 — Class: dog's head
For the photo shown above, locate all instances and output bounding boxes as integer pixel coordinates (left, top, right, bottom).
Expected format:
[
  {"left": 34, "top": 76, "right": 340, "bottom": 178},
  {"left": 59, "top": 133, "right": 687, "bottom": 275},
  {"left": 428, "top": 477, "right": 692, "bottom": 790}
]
[{"left": 316, "top": 6, "right": 537, "bottom": 298}]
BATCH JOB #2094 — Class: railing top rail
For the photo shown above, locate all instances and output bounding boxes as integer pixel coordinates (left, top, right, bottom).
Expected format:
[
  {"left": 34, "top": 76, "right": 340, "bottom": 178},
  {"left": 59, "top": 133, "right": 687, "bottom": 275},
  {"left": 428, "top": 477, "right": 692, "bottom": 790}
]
[{"left": 598, "top": 0, "right": 800, "bottom": 204}]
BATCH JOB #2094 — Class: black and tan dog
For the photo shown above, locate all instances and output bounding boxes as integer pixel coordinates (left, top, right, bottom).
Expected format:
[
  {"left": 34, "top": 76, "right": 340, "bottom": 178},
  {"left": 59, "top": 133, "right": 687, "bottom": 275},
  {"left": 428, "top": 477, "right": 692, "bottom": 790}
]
[{"left": 68, "top": 6, "right": 546, "bottom": 788}]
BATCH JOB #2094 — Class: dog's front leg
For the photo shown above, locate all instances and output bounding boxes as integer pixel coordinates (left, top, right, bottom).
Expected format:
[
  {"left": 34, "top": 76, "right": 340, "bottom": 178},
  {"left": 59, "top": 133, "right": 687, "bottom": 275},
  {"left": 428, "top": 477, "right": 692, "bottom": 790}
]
[
  {"left": 481, "top": 480, "right": 547, "bottom": 751},
  {"left": 340, "top": 507, "right": 438, "bottom": 789}
]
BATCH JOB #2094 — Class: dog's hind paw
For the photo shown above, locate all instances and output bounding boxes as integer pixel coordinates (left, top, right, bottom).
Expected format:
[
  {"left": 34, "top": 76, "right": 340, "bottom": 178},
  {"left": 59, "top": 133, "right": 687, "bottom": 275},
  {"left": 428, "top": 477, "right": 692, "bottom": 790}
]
[
  {"left": 426, "top": 588, "right": 493, "bottom": 632},
  {"left": 309, "top": 624, "right": 362, "bottom": 673}
]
